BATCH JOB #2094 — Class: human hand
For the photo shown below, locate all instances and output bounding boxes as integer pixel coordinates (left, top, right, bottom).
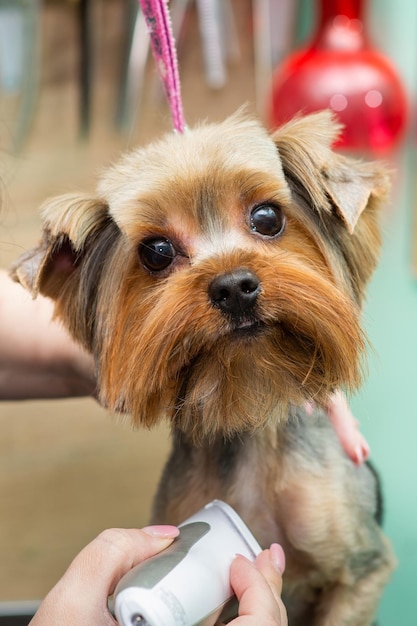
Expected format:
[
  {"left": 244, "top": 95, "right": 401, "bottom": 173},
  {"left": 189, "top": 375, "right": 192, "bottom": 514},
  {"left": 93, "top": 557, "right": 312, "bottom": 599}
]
[
  {"left": 306, "top": 389, "right": 370, "bottom": 465},
  {"left": 325, "top": 390, "right": 370, "bottom": 465},
  {"left": 29, "top": 526, "right": 179, "bottom": 626},
  {"left": 228, "top": 543, "right": 287, "bottom": 625}
]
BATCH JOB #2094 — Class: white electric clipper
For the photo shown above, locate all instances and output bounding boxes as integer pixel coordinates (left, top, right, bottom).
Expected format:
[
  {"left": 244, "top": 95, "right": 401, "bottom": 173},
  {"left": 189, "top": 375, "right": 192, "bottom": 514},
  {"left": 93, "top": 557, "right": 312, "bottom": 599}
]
[{"left": 114, "top": 500, "right": 262, "bottom": 626}]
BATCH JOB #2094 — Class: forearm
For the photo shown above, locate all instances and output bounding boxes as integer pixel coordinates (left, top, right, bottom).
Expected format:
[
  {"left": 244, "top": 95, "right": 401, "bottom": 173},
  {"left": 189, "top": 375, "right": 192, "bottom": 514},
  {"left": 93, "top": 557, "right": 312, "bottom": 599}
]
[
  {"left": 0, "top": 362, "right": 95, "bottom": 400},
  {"left": 0, "top": 270, "right": 95, "bottom": 399}
]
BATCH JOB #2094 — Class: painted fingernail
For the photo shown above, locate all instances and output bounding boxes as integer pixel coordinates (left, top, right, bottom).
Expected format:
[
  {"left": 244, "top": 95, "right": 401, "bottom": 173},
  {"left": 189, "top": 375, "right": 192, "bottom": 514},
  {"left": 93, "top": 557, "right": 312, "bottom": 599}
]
[
  {"left": 355, "top": 438, "right": 370, "bottom": 464},
  {"left": 142, "top": 525, "right": 180, "bottom": 538},
  {"left": 362, "top": 440, "right": 370, "bottom": 459},
  {"left": 354, "top": 444, "right": 364, "bottom": 465},
  {"left": 270, "top": 543, "right": 286, "bottom": 574}
]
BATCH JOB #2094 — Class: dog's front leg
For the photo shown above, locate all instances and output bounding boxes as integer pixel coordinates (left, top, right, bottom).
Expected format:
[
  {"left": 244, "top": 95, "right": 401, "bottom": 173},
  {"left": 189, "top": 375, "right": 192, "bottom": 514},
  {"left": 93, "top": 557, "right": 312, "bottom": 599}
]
[{"left": 313, "top": 534, "right": 396, "bottom": 626}]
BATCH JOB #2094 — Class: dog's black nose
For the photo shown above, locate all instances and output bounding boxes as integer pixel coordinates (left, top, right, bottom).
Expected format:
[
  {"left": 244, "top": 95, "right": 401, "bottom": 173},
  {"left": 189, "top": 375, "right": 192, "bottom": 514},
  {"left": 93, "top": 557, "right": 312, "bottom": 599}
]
[{"left": 209, "top": 269, "right": 261, "bottom": 317}]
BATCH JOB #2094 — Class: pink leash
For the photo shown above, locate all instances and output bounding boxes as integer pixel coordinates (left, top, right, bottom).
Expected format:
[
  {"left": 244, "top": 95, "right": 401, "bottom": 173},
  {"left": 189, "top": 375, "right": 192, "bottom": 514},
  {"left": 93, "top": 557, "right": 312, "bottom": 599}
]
[{"left": 138, "top": 0, "right": 186, "bottom": 133}]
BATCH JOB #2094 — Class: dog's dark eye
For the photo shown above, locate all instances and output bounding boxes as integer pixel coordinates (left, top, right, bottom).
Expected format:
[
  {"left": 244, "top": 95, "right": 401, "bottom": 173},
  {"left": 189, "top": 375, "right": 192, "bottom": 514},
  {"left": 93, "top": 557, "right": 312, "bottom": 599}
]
[
  {"left": 250, "top": 204, "right": 285, "bottom": 237},
  {"left": 139, "top": 238, "right": 177, "bottom": 272}
]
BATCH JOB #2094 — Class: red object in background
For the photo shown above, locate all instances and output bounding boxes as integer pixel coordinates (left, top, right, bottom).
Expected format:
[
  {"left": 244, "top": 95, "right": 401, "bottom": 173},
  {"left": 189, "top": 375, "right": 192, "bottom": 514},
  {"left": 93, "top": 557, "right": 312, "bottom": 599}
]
[{"left": 268, "top": 0, "right": 408, "bottom": 154}]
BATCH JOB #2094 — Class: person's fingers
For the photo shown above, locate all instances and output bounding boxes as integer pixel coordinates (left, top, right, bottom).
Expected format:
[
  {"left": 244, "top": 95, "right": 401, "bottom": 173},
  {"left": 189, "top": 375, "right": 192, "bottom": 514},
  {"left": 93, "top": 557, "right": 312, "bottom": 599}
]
[
  {"left": 230, "top": 545, "right": 287, "bottom": 625},
  {"left": 326, "top": 390, "right": 370, "bottom": 465},
  {"left": 254, "top": 544, "right": 285, "bottom": 602},
  {"left": 29, "top": 526, "right": 179, "bottom": 626},
  {"left": 63, "top": 526, "right": 179, "bottom": 596}
]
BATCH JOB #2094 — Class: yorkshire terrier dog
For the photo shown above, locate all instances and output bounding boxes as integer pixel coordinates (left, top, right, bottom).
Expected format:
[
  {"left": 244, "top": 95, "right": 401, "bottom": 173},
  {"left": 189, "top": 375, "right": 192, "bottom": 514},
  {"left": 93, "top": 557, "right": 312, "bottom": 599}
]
[{"left": 13, "top": 110, "right": 395, "bottom": 625}]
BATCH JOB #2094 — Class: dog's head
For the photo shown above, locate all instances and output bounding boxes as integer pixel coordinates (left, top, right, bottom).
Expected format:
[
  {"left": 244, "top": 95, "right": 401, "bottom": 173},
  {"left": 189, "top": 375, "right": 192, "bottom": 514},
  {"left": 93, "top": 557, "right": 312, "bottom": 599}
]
[{"left": 12, "top": 111, "right": 388, "bottom": 441}]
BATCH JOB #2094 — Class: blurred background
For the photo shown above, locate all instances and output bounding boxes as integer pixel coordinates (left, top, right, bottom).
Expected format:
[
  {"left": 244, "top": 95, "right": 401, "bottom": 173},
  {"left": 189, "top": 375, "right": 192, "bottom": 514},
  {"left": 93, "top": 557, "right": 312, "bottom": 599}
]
[{"left": 0, "top": 0, "right": 416, "bottom": 623}]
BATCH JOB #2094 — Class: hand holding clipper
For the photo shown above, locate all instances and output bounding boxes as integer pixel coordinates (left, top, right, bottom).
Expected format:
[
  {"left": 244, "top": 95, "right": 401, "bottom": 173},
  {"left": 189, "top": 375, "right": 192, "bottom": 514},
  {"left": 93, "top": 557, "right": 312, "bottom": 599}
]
[{"left": 114, "top": 501, "right": 262, "bottom": 626}]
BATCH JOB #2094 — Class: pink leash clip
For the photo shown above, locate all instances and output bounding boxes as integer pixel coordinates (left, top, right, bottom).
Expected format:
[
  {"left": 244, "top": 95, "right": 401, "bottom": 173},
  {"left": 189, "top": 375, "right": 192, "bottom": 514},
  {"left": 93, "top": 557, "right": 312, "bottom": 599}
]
[{"left": 138, "top": 0, "right": 186, "bottom": 133}]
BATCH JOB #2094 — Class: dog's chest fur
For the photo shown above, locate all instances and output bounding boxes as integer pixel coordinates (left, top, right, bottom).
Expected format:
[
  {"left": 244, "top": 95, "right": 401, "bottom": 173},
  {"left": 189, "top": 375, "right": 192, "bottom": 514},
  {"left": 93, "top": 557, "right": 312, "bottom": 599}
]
[{"left": 152, "top": 409, "right": 385, "bottom": 624}]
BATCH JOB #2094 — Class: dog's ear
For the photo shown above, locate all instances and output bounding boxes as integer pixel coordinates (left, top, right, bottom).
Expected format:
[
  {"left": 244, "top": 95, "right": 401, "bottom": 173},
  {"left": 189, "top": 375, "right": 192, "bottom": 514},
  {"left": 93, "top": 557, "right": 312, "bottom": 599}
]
[
  {"left": 11, "top": 193, "right": 110, "bottom": 298},
  {"left": 272, "top": 111, "right": 389, "bottom": 233}
]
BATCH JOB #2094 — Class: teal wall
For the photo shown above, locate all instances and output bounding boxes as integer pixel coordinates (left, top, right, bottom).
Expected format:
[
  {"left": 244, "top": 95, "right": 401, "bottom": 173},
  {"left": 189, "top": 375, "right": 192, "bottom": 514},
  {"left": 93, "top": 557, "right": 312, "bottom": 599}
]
[
  {"left": 354, "top": 149, "right": 417, "bottom": 623},
  {"left": 296, "top": 1, "right": 417, "bottom": 623},
  {"left": 355, "top": 2, "right": 417, "bottom": 623}
]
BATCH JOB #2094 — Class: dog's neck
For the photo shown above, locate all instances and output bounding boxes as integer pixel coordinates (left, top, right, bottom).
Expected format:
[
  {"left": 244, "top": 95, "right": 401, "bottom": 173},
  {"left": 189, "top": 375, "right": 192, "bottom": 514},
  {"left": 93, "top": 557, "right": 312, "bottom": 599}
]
[{"left": 152, "top": 416, "right": 294, "bottom": 545}]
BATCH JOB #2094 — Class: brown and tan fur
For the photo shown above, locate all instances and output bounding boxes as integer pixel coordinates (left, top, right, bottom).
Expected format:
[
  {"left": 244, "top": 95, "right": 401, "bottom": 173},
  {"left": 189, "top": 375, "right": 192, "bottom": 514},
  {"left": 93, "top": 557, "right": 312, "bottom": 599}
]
[{"left": 12, "top": 111, "right": 396, "bottom": 625}]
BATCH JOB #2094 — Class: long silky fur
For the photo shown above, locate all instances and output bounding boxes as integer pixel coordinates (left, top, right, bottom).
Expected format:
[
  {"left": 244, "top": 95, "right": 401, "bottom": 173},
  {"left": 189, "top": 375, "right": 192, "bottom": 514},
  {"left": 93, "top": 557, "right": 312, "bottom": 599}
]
[
  {"left": 11, "top": 110, "right": 395, "bottom": 626},
  {"left": 97, "top": 248, "right": 366, "bottom": 442}
]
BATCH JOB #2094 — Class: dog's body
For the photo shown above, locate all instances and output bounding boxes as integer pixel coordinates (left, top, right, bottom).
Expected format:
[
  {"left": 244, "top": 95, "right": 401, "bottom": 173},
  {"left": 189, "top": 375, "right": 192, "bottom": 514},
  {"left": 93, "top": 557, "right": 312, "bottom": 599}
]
[
  {"left": 13, "top": 111, "right": 395, "bottom": 624},
  {"left": 154, "top": 412, "right": 390, "bottom": 625}
]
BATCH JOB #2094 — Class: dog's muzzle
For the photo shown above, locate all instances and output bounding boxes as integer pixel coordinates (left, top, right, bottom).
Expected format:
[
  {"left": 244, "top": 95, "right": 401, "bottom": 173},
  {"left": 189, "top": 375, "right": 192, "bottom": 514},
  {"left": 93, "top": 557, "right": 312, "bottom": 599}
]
[{"left": 209, "top": 268, "right": 261, "bottom": 320}]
